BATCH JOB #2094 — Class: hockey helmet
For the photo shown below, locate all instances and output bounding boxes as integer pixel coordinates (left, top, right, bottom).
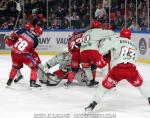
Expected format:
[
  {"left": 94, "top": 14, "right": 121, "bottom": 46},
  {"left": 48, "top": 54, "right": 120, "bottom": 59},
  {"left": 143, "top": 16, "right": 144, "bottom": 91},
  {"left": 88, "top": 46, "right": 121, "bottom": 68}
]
[
  {"left": 91, "top": 19, "right": 101, "bottom": 28},
  {"left": 68, "top": 31, "right": 79, "bottom": 40},
  {"left": 24, "top": 23, "right": 33, "bottom": 30},
  {"left": 33, "top": 25, "right": 43, "bottom": 36},
  {"left": 120, "top": 28, "right": 131, "bottom": 39},
  {"left": 73, "top": 31, "right": 80, "bottom": 35}
]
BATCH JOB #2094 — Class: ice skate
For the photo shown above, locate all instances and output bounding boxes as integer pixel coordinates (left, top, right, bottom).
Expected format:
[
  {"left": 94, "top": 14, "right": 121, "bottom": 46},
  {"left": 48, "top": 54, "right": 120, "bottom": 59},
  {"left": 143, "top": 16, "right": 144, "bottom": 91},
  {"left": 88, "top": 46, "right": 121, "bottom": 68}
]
[
  {"left": 64, "top": 81, "right": 72, "bottom": 88},
  {"left": 85, "top": 101, "right": 97, "bottom": 113},
  {"left": 6, "top": 79, "right": 13, "bottom": 88},
  {"left": 30, "top": 80, "right": 41, "bottom": 90},
  {"left": 148, "top": 97, "right": 150, "bottom": 105},
  {"left": 14, "top": 75, "right": 23, "bottom": 83},
  {"left": 87, "top": 79, "right": 99, "bottom": 87}
]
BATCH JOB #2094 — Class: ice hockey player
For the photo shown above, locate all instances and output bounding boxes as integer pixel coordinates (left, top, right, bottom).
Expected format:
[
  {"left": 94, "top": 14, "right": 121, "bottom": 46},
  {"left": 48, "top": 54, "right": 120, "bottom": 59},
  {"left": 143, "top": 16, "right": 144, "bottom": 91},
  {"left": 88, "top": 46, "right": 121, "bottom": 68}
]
[
  {"left": 79, "top": 20, "right": 113, "bottom": 86},
  {"left": 4, "top": 25, "right": 43, "bottom": 88},
  {"left": 13, "top": 23, "right": 34, "bottom": 82},
  {"left": 85, "top": 28, "right": 150, "bottom": 112},
  {"left": 39, "top": 51, "right": 88, "bottom": 86},
  {"left": 6, "top": 23, "right": 43, "bottom": 85},
  {"left": 4, "top": 23, "right": 34, "bottom": 82},
  {"left": 64, "top": 31, "right": 84, "bottom": 87}
]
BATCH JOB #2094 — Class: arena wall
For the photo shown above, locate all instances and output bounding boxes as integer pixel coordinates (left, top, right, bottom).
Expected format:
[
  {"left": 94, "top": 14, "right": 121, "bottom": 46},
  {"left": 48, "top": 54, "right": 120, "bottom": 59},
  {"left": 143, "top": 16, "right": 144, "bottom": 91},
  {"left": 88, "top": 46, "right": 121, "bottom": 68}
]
[{"left": 0, "top": 30, "right": 149, "bottom": 64}]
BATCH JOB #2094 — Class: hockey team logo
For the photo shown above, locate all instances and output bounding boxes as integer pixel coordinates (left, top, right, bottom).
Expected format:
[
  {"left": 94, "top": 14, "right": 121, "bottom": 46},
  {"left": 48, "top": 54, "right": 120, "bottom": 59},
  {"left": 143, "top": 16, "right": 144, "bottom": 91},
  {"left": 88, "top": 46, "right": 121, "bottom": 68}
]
[{"left": 139, "top": 38, "right": 147, "bottom": 55}]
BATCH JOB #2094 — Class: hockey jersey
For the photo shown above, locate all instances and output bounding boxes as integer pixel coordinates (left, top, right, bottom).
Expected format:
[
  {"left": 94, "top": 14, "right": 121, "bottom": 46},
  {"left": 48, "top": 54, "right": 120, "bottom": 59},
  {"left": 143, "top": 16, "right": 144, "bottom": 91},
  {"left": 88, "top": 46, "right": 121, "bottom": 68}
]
[
  {"left": 98, "top": 35, "right": 138, "bottom": 69},
  {"left": 45, "top": 52, "right": 72, "bottom": 71},
  {"left": 80, "top": 28, "right": 114, "bottom": 51},
  {"left": 11, "top": 28, "right": 39, "bottom": 54}
]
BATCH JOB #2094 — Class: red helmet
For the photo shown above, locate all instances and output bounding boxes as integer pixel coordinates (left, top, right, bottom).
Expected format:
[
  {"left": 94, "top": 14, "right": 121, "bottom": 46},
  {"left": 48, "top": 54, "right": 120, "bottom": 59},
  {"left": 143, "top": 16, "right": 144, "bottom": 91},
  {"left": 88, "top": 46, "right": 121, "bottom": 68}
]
[
  {"left": 24, "top": 23, "right": 33, "bottom": 30},
  {"left": 91, "top": 20, "right": 101, "bottom": 28},
  {"left": 33, "top": 25, "right": 43, "bottom": 36},
  {"left": 72, "top": 31, "right": 78, "bottom": 36},
  {"left": 120, "top": 28, "right": 131, "bottom": 39}
]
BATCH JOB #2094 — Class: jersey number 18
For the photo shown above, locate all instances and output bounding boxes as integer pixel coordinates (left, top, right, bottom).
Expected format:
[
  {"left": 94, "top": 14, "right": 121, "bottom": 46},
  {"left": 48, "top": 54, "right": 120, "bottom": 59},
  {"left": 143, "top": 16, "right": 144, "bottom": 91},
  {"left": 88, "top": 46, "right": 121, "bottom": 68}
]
[{"left": 14, "top": 38, "right": 28, "bottom": 51}]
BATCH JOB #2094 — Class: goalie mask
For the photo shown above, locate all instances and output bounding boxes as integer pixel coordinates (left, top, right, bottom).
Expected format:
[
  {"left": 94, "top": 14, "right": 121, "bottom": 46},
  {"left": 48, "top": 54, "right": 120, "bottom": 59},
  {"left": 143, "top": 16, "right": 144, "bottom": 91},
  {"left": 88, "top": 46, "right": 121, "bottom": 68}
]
[{"left": 62, "top": 52, "right": 71, "bottom": 61}]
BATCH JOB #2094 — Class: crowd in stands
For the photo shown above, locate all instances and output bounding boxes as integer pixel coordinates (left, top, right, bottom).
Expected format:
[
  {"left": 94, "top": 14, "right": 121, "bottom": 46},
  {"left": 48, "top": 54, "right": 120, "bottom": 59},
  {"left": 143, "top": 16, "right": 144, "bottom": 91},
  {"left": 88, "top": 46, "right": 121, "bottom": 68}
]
[{"left": 0, "top": 0, "right": 149, "bottom": 31}]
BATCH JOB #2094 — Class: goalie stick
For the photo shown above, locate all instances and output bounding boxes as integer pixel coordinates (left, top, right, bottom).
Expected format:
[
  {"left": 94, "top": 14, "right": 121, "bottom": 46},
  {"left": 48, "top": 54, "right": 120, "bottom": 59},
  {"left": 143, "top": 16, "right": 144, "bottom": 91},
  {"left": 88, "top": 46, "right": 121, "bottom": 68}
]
[{"left": 38, "top": 66, "right": 62, "bottom": 86}]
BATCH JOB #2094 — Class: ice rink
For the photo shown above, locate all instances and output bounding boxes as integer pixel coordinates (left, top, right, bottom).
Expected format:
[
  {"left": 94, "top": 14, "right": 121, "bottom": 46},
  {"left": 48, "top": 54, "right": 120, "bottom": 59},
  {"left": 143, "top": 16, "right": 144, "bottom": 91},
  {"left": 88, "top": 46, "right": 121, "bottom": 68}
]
[{"left": 0, "top": 55, "right": 150, "bottom": 118}]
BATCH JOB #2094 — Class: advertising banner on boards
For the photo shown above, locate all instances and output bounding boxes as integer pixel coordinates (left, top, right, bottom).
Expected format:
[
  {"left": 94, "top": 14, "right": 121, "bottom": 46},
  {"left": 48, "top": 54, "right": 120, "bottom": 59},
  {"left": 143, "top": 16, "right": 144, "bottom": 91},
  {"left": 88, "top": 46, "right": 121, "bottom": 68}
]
[
  {"left": 132, "top": 33, "right": 150, "bottom": 60},
  {"left": 0, "top": 31, "right": 149, "bottom": 61},
  {"left": 36, "top": 31, "right": 72, "bottom": 52},
  {"left": 0, "top": 34, "right": 5, "bottom": 49}
]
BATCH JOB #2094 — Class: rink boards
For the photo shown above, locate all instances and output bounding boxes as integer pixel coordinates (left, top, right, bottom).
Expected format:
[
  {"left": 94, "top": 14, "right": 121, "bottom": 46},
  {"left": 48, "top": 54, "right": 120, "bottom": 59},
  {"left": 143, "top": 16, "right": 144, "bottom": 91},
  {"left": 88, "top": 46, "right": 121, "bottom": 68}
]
[{"left": 0, "top": 30, "right": 149, "bottom": 64}]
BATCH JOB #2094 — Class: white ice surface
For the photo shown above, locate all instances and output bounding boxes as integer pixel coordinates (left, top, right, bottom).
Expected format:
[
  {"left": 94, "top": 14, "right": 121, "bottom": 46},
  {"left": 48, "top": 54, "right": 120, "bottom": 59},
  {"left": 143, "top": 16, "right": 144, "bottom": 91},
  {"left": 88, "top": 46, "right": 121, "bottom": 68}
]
[{"left": 0, "top": 55, "right": 150, "bottom": 118}]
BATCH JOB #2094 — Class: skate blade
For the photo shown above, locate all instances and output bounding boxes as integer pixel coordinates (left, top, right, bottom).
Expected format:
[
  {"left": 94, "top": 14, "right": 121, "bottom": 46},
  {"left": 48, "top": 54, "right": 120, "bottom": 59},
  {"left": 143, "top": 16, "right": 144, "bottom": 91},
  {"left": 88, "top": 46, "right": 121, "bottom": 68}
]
[
  {"left": 84, "top": 108, "right": 92, "bottom": 114},
  {"left": 64, "top": 86, "right": 70, "bottom": 89},
  {"left": 30, "top": 87, "right": 43, "bottom": 90},
  {"left": 88, "top": 84, "right": 99, "bottom": 88},
  {"left": 5, "top": 85, "right": 11, "bottom": 88}
]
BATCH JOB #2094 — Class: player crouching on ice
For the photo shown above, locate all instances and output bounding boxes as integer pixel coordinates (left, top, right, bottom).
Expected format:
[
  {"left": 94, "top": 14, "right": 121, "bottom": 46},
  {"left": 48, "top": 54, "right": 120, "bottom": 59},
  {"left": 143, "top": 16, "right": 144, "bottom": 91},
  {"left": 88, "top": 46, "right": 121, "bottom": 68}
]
[
  {"left": 38, "top": 51, "right": 90, "bottom": 86},
  {"left": 4, "top": 23, "right": 43, "bottom": 88},
  {"left": 85, "top": 29, "right": 150, "bottom": 112}
]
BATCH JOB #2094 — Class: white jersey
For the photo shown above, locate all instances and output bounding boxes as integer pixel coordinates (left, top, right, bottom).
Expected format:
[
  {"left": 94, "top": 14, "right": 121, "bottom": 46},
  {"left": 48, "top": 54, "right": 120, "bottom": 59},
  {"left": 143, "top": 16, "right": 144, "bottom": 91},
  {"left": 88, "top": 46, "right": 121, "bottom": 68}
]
[
  {"left": 98, "top": 35, "right": 138, "bottom": 69},
  {"left": 45, "top": 52, "right": 72, "bottom": 70},
  {"left": 80, "top": 29, "right": 114, "bottom": 51}
]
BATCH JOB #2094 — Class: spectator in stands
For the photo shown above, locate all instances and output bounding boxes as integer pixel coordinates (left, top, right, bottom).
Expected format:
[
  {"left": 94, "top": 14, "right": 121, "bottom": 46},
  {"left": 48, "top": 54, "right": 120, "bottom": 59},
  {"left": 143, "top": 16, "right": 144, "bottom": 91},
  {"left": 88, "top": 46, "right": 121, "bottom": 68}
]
[
  {"left": 52, "top": 19, "right": 61, "bottom": 29},
  {"left": 95, "top": 3, "right": 107, "bottom": 21},
  {"left": 61, "top": 18, "right": 70, "bottom": 29},
  {"left": 128, "top": 20, "right": 140, "bottom": 31},
  {"left": 70, "top": 12, "right": 80, "bottom": 21},
  {"left": 0, "top": 0, "right": 149, "bottom": 31},
  {"left": 55, "top": 6, "right": 65, "bottom": 20}
]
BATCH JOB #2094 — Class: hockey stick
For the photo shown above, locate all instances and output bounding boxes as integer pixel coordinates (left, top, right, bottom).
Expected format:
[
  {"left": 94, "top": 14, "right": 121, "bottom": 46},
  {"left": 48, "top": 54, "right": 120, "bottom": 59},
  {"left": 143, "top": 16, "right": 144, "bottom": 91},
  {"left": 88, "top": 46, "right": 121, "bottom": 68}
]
[
  {"left": 13, "top": 0, "right": 22, "bottom": 30},
  {"left": 38, "top": 66, "right": 62, "bottom": 85}
]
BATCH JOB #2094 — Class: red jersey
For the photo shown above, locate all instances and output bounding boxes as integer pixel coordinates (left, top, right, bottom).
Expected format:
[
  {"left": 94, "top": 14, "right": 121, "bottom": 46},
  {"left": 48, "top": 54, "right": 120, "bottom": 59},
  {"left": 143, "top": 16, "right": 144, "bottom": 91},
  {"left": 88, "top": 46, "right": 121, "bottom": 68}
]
[
  {"left": 11, "top": 28, "right": 39, "bottom": 54},
  {"left": 68, "top": 33, "right": 83, "bottom": 54}
]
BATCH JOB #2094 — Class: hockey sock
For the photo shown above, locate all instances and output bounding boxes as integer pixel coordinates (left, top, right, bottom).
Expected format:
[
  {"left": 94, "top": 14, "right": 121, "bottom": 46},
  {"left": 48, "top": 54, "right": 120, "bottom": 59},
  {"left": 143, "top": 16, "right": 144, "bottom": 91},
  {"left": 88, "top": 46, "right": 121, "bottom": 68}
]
[
  {"left": 67, "top": 71, "right": 76, "bottom": 82},
  {"left": 92, "top": 70, "right": 96, "bottom": 80},
  {"left": 30, "top": 68, "right": 38, "bottom": 81},
  {"left": 92, "top": 85, "right": 110, "bottom": 104},
  {"left": 91, "top": 64, "right": 97, "bottom": 80},
  {"left": 138, "top": 83, "right": 150, "bottom": 99},
  {"left": 9, "top": 67, "right": 18, "bottom": 80}
]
